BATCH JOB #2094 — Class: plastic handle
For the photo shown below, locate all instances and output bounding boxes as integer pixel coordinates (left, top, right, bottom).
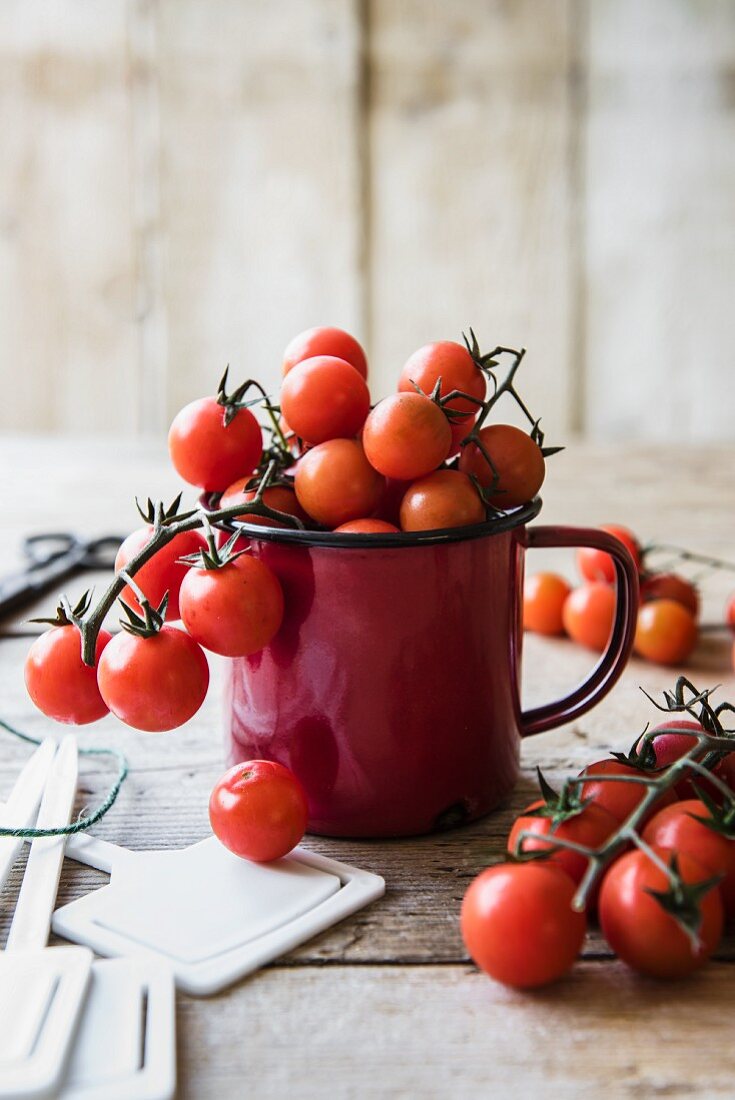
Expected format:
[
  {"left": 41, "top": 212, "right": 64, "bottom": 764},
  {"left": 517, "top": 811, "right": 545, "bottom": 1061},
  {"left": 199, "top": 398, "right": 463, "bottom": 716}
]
[{"left": 520, "top": 525, "right": 639, "bottom": 737}]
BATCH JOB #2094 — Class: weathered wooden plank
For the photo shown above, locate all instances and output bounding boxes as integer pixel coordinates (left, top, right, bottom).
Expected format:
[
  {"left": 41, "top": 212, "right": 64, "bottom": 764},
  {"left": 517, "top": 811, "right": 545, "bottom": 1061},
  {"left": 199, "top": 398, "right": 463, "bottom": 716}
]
[
  {"left": 366, "top": 0, "right": 576, "bottom": 428},
  {"left": 175, "top": 962, "right": 735, "bottom": 1099},
  {"left": 584, "top": 0, "right": 735, "bottom": 442},
  {"left": 156, "top": 0, "right": 365, "bottom": 421},
  {"left": 0, "top": 1, "right": 140, "bottom": 433}
]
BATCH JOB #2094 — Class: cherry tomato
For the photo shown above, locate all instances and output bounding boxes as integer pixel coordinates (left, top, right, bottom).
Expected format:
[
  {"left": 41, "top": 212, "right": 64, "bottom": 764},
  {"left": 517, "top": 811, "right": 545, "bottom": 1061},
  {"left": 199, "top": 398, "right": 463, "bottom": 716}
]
[
  {"left": 399, "top": 470, "right": 485, "bottom": 532},
  {"left": 641, "top": 573, "right": 699, "bottom": 618},
  {"left": 726, "top": 593, "right": 735, "bottom": 630},
  {"left": 643, "top": 800, "right": 735, "bottom": 919},
  {"left": 25, "top": 625, "right": 112, "bottom": 725},
  {"left": 576, "top": 525, "right": 640, "bottom": 585},
  {"left": 209, "top": 759, "right": 308, "bottom": 862},
  {"left": 294, "top": 439, "right": 383, "bottom": 528},
  {"left": 599, "top": 846, "right": 723, "bottom": 978},
  {"left": 97, "top": 626, "right": 209, "bottom": 732},
  {"left": 460, "top": 862, "right": 586, "bottom": 989},
  {"left": 398, "top": 341, "right": 485, "bottom": 419},
  {"left": 458, "top": 424, "right": 545, "bottom": 508},
  {"left": 637, "top": 719, "right": 705, "bottom": 799},
  {"left": 508, "top": 800, "right": 618, "bottom": 886},
  {"left": 280, "top": 356, "right": 370, "bottom": 445},
  {"left": 562, "top": 582, "right": 616, "bottom": 651},
  {"left": 634, "top": 598, "right": 698, "bottom": 665},
  {"left": 334, "top": 518, "right": 400, "bottom": 533},
  {"left": 282, "top": 327, "right": 368, "bottom": 379},
  {"left": 168, "top": 397, "right": 262, "bottom": 492},
  {"left": 179, "top": 554, "right": 284, "bottom": 658},
  {"left": 523, "top": 573, "right": 572, "bottom": 636},
  {"left": 220, "top": 480, "right": 308, "bottom": 528},
  {"left": 579, "top": 758, "right": 676, "bottom": 825},
  {"left": 115, "top": 526, "right": 205, "bottom": 622},
  {"left": 362, "top": 393, "right": 452, "bottom": 481}
]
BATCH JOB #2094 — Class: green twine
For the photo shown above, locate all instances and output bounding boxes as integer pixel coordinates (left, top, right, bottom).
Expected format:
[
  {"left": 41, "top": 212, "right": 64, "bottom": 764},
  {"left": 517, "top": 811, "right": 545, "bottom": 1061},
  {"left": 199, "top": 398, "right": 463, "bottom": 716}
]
[{"left": 0, "top": 717, "right": 128, "bottom": 839}]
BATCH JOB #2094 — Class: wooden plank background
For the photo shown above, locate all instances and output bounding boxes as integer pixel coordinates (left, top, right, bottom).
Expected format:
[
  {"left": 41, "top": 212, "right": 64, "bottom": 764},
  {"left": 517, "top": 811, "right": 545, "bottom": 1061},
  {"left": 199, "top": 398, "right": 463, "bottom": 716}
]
[{"left": 1, "top": 0, "right": 734, "bottom": 440}]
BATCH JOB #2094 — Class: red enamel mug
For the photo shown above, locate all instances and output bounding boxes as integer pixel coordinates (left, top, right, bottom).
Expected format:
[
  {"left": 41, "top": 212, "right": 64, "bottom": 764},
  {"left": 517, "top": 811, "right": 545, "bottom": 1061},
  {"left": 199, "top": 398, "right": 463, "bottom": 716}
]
[{"left": 224, "top": 501, "right": 639, "bottom": 837}]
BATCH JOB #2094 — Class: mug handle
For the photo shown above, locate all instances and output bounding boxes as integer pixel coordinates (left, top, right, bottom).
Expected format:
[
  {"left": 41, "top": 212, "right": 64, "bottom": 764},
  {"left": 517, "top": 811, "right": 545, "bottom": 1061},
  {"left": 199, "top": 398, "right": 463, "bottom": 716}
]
[{"left": 520, "top": 525, "right": 639, "bottom": 737}]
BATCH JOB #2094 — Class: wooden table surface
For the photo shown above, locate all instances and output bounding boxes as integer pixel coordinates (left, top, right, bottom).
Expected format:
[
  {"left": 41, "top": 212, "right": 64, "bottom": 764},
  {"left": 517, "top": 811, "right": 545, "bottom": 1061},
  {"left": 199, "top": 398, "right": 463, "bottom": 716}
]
[{"left": 1, "top": 436, "right": 734, "bottom": 1098}]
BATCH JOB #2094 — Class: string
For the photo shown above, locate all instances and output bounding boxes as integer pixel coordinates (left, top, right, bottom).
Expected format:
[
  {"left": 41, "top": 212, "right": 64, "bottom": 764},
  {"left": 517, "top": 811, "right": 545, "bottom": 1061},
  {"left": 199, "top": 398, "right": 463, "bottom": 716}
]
[{"left": 0, "top": 716, "right": 128, "bottom": 838}]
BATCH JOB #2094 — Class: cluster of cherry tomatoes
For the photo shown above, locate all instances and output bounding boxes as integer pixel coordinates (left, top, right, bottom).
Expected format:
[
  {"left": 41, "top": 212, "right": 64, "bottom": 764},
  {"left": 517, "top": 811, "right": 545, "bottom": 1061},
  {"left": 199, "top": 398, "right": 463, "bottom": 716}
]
[
  {"left": 461, "top": 714, "right": 735, "bottom": 988},
  {"left": 25, "top": 324, "right": 550, "bottom": 736},
  {"left": 524, "top": 523, "right": 735, "bottom": 668}
]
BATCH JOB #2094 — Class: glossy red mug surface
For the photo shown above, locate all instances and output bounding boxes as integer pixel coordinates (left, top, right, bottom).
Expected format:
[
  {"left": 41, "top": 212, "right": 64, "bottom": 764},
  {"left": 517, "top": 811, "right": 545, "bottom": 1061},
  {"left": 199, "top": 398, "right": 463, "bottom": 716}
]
[{"left": 224, "top": 502, "right": 638, "bottom": 837}]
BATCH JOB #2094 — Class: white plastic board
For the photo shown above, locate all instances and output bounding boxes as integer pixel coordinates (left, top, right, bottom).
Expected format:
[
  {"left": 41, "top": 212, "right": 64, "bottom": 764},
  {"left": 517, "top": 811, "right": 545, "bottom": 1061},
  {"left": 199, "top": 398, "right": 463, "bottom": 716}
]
[
  {"left": 58, "top": 958, "right": 175, "bottom": 1100},
  {"left": 53, "top": 833, "right": 385, "bottom": 996}
]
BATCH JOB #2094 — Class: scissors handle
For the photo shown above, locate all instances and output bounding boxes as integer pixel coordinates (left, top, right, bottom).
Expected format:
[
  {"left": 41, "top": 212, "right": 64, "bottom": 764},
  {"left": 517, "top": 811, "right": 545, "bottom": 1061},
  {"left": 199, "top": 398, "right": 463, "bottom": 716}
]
[{"left": 0, "top": 547, "right": 90, "bottom": 619}]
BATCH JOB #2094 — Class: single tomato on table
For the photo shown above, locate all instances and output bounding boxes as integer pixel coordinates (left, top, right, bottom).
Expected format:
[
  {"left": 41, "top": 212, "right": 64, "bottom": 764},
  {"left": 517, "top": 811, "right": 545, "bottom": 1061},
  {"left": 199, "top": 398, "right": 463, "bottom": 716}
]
[
  {"left": 562, "top": 582, "right": 616, "bottom": 652},
  {"left": 634, "top": 598, "right": 698, "bottom": 665},
  {"left": 576, "top": 524, "right": 641, "bottom": 584},
  {"left": 209, "top": 760, "right": 308, "bottom": 862},
  {"left": 523, "top": 573, "right": 571, "bottom": 636}
]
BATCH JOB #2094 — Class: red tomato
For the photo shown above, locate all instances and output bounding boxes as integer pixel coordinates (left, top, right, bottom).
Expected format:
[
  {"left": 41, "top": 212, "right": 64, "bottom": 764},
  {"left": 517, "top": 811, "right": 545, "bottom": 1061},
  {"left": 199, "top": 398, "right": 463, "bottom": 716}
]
[
  {"left": 641, "top": 573, "right": 699, "bottom": 618},
  {"left": 398, "top": 341, "right": 486, "bottom": 419},
  {"left": 643, "top": 800, "right": 735, "bottom": 919},
  {"left": 115, "top": 526, "right": 205, "bottom": 622},
  {"left": 508, "top": 800, "right": 618, "bottom": 886},
  {"left": 576, "top": 525, "right": 641, "bottom": 585},
  {"left": 25, "top": 625, "right": 112, "bottom": 725},
  {"left": 399, "top": 470, "right": 485, "bottom": 532},
  {"left": 460, "top": 862, "right": 586, "bottom": 989},
  {"left": 334, "top": 518, "right": 400, "bottom": 533},
  {"left": 562, "top": 583, "right": 616, "bottom": 651},
  {"left": 362, "top": 393, "right": 452, "bottom": 481},
  {"left": 579, "top": 758, "right": 676, "bottom": 825},
  {"left": 280, "top": 356, "right": 370, "bottom": 445},
  {"left": 209, "top": 759, "right": 308, "bottom": 862},
  {"left": 179, "top": 554, "right": 284, "bottom": 658},
  {"left": 294, "top": 439, "right": 383, "bottom": 528},
  {"left": 97, "top": 626, "right": 209, "bottom": 732},
  {"left": 523, "top": 573, "right": 572, "bottom": 636},
  {"left": 458, "top": 424, "right": 545, "bottom": 508},
  {"left": 599, "top": 846, "right": 723, "bottom": 978},
  {"left": 634, "top": 599, "right": 698, "bottom": 665},
  {"left": 282, "top": 327, "right": 367, "bottom": 379},
  {"left": 220, "top": 480, "right": 308, "bottom": 528},
  {"left": 168, "top": 397, "right": 262, "bottom": 492},
  {"left": 726, "top": 593, "right": 735, "bottom": 629},
  {"left": 636, "top": 719, "right": 704, "bottom": 799}
]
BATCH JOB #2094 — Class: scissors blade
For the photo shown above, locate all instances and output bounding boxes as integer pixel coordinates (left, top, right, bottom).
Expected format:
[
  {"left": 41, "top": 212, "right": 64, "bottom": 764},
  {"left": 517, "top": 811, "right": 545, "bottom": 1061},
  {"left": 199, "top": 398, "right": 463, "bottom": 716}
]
[{"left": 0, "top": 739, "right": 57, "bottom": 894}]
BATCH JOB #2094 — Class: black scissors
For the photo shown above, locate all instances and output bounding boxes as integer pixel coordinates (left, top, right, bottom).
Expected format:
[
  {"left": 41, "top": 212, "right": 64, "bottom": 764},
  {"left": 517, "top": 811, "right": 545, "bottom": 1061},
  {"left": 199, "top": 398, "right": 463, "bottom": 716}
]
[{"left": 0, "top": 533, "right": 123, "bottom": 620}]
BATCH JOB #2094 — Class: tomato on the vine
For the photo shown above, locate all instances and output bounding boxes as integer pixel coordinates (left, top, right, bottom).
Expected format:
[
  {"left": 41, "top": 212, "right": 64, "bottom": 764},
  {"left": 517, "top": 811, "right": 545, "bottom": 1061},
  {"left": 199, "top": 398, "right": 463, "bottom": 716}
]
[
  {"left": 179, "top": 554, "right": 284, "bottom": 658},
  {"left": 334, "top": 518, "right": 400, "bottom": 533},
  {"left": 209, "top": 759, "right": 308, "bottom": 862},
  {"left": 641, "top": 573, "right": 699, "bottom": 618},
  {"left": 458, "top": 424, "right": 545, "bottom": 508},
  {"left": 282, "top": 326, "right": 367, "bottom": 379},
  {"left": 579, "top": 758, "right": 676, "bottom": 825},
  {"left": 220, "top": 480, "right": 307, "bottom": 528},
  {"left": 577, "top": 525, "right": 640, "bottom": 585},
  {"left": 399, "top": 470, "right": 485, "bottom": 532},
  {"left": 25, "top": 624, "right": 112, "bottom": 725},
  {"left": 461, "top": 862, "right": 586, "bottom": 989},
  {"left": 599, "top": 846, "right": 723, "bottom": 978},
  {"left": 280, "top": 356, "right": 370, "bottom": 445},
  {"left": 634, "top": 598, "right": 698, "bottom": 665},
  {"left": 362, "top": 393, "right": 452, "bottom": 481},
  {"left": 523, "top": 573, "right": 571, "bottom": 636},
  {"left": 398, "top": 341, "right": 485, "bottom": 419},
  {"left": 115, "top": 526, "right": 205, "bottom": 622},
  {"left": 168, "top": 397, "right": 262, "bottom": 492},
  {"left": 562, "top": 582, "right": 615, "bottom": 651},
  {"left": 97, "top": 626, "right": 209, "bottom": 732},
  {"left": 643, "top": 800, "right": 735, "bottom": 918},
  {"left": 508, "top": 799, "right": 618, "bottom": 886},
  {"left": 294, "top": 439, "right": 383, "bottom": 528}
]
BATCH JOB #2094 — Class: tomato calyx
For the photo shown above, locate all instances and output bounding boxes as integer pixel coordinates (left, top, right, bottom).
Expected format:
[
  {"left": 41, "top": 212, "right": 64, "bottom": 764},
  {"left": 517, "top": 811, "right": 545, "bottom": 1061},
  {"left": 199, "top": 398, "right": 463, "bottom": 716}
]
[
  {"left": 216, "top": 367, "right": 271, "bottom": 428},
  {"left": 179, "top": 524, "right": 246, "bottom": 573},
  {"left": 686, "top": 783, "right": 735, "bottom": 839},
  {"left": 642, "top": 850, "right": 723, "bottom": 949},
  {"left": 135, "top": 492, "right": 195, "bottom": 530},
  {"left": 118, "top": 584, "right": 169, "bottom": 639},
  {"left": 29, "top": 589, "right": 93, "bottom": 631},
  {"left": 524, "top": 768, "right": 595, "bottom": 827}
]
